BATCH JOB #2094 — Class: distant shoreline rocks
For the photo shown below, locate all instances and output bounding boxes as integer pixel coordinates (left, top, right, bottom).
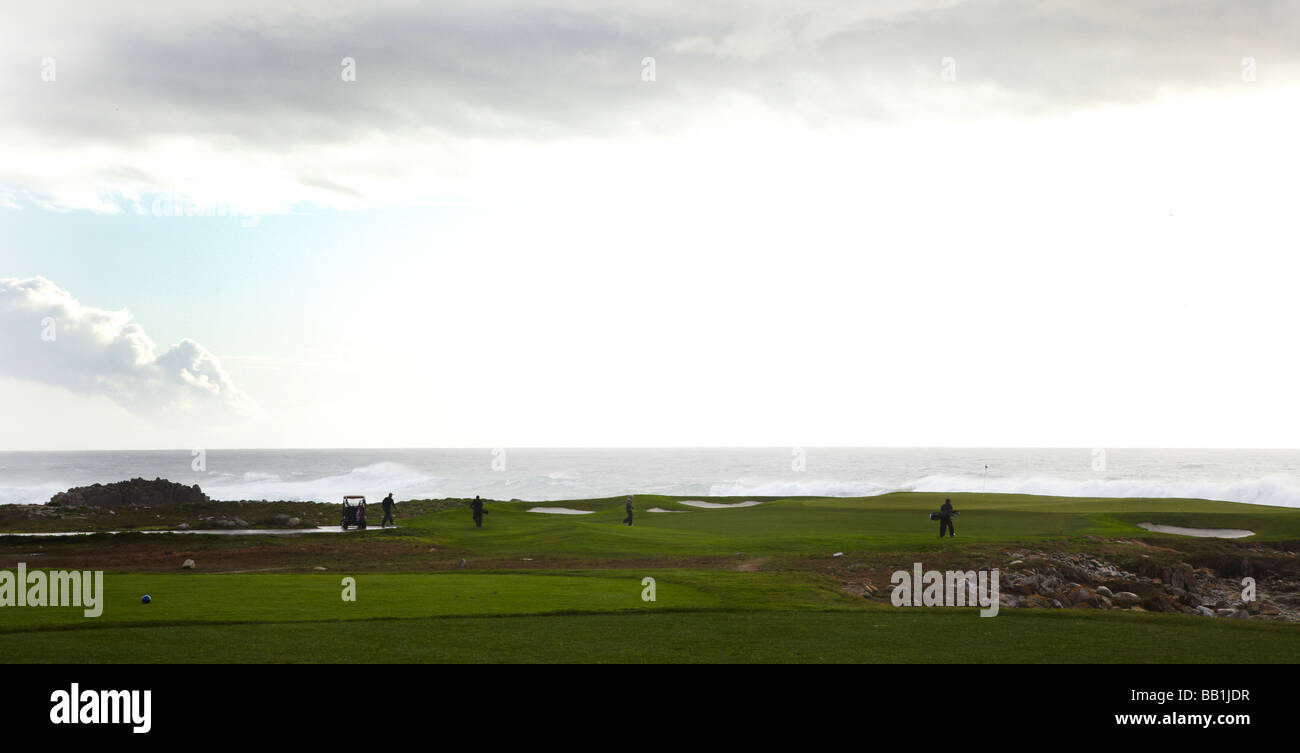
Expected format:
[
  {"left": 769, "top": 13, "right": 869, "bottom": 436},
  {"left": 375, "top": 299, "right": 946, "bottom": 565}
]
[{"left": 48, "top": 478, "right": 209, "bottom": 508}]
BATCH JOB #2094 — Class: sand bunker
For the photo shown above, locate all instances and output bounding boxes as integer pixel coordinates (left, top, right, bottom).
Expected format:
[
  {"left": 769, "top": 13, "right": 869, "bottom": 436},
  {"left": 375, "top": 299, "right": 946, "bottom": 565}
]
[
  {"left": 677, "top": 500, "right": 762, "bottom": 509},
  {"left": 1137, "top": 522, "right": 1254, "bottom": 539},
  {"left": 647, "top": 507, "right": 685, "bottom": 513},
  {"left": 527, "top": 507, "right": 595, "bottom": 515}
]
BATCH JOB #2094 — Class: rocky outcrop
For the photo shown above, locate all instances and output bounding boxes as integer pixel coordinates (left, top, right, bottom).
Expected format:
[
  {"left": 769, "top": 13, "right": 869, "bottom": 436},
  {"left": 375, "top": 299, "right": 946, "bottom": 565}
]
[
  {"left": 997, "top": 550, "right": 1296, "bottom": 621},
  {"left": 48, "top": 478, "right": 208, "bottom": 508}
]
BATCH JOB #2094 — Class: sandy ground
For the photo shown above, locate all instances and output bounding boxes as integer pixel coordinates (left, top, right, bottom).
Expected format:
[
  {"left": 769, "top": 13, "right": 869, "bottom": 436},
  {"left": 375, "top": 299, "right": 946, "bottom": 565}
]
[{"left": 1138, "top": 522, "right": 1255, "bottom": 538}]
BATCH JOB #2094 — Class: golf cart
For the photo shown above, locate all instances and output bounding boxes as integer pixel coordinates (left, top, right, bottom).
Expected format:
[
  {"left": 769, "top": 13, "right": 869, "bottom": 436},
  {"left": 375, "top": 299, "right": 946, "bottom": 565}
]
[{"left": 341, "top": 495, "right": 368, "bottom": 530}]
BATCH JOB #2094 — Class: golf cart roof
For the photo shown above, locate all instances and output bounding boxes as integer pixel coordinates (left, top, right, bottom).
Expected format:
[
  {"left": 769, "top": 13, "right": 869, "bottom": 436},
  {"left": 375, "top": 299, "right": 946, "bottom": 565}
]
[{"left": 343, "top": 495, "right": 366, "bottom": 500}]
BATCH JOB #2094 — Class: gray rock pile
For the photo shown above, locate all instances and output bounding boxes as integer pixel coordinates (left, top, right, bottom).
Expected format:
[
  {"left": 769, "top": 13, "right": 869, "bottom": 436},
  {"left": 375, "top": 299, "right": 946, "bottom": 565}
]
[{"left": 49, "top": 478, "right": 208, "bottom": 508}]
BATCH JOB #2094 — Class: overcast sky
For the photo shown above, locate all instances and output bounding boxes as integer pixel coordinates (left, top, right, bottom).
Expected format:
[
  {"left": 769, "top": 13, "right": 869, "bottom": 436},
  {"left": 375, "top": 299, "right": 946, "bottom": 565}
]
[{"left": 2, "top": 1, "right": 1299, "bottom": 450}]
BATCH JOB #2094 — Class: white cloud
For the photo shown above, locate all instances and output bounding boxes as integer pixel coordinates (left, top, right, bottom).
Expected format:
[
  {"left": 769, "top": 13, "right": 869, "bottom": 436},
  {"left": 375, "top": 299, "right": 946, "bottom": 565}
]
[
  {"left": 0, "top": 277, "right": 257, "bottom": 423},
  {"left": 2, "top": 0, "right": 1297, "bottom": 213}
]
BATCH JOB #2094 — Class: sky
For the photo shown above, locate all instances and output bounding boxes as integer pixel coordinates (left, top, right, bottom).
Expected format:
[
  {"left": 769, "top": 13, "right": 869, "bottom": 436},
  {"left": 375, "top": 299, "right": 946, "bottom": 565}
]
[{"left": 2, "top": 0, "right": 1299, "bottom": 450}]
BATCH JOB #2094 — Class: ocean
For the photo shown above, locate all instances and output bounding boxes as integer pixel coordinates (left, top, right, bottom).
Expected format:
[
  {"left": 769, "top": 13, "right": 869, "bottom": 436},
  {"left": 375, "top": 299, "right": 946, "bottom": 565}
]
[{"left": 1, "top": 447, "right": 1298, "bottom": 508}]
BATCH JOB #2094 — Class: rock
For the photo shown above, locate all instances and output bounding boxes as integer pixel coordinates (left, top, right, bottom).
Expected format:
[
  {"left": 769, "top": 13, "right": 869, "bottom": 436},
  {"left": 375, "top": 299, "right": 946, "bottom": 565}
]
[
  {"left": 48, "top": 477, "right": 209, "bottom": 508},
  {"left": 216, "top": 519, "right": 237, "bottom": 528},
  {"left": 1113, "top": 591, "right": 1141, "bottom": 606},
  {"left": 313, "top": 566, "right": 327, "bottom": 571},
  {"left": 1009, "top": 560, "right": 1023, "bottom": 566},
  {"left": 1163, "top": 563, "right": 1195, "bottom": 592},
  {"left": 1216, "top": 609, "right": 1249, "bottom": 619},
  {"left": 832, "top": 552, "right": 844, "bottom": 557},
  {"left": 287, "top": 517, "right": 301, "bottom": 527},
  {"left": 233, "top": 518, "right": 249, "bottom": 527},
  {"left": 175, "top": 522, "right": 190, "bottom": 530},
  {"left": 1193, "top": 606, "right": 1216, "bottom": 617},
  {"left": 271, "top": 514, "right": 292, "bottom": 524},
  {"left": 181, "top": 559, "right": 195, "bottom": 569},
  {"left": 458, "top": 559, "right": 467, "bottom": 568},
  {"left": 1096, "top": 586, "right": 1114, "bottom": 598},
  {"left": 1067, "top": 586, "right": 1099, "bottom": 607}
]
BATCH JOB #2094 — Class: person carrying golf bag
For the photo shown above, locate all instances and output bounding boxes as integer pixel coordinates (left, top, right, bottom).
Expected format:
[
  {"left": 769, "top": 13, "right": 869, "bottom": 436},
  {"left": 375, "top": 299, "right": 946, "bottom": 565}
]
[
  {"left": 471, "top": 495, "right": 488, "bottom": 528},
  {"left": 937, "top": 498, "right": 957, "bottom": 538}
]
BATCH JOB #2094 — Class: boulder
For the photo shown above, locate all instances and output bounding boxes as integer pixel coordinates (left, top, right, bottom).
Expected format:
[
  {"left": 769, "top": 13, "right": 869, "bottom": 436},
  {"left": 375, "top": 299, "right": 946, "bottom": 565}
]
[
  {"left": 175, "top": 522, "right": 190, "bottom": 530},
  {"left": 288, "top": 517, "right": 301, "bottom": 527},
  {"left": 1096, "top": 586, "right": 1114, "bottom": 598},
  {"left": 49, "top": 477, "right": 208, "bottom": 508},
  {"left": 181, "top": 559, "right": 195, "bottom": 569},
  {"left": 1163, "top": 563, "right": 1195, "bottom": 592},
  {"left": 1113, "top": 591, "right": 1141, "bottom": 606},
  {"left": 1067, "top": 586, "right": 1099, "bottom": 607},
  {"left": 1193, "top": 606, "right": 1216, "bottom": 617},
  {"left": 1216, "top": 608, "right": 1249, "bottom": 619}
]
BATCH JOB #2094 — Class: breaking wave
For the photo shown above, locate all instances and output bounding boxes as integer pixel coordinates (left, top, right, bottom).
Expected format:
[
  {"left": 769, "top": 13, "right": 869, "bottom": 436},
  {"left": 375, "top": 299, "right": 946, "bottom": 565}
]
[
  {"left": 202, "top": 462, "right": 439, "bottom": 502},
  {"left": 710, "top": 474, "right": 1300, "bottom": 508}
]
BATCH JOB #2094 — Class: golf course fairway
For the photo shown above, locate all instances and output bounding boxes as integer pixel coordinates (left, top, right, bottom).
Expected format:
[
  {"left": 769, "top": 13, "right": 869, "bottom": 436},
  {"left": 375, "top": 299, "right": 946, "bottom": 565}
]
[{"left": 3, "top": 492, "right": 1299, "bottom": 663}]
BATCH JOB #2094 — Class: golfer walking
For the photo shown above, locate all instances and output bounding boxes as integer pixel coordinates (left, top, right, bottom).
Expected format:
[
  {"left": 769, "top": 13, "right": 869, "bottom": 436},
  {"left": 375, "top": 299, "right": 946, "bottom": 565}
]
[
  {"left": 938, "top": 498, "right": 957, "bottom": 538},
  {"left": 622, "top": 495, "right": 634, "bottom": 526}
]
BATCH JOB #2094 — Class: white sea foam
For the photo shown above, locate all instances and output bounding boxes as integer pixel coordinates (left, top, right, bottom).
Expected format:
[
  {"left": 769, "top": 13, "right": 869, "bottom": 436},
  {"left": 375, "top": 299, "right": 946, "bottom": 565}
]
[
  {"left": 705, "top": 474, "right": 1300, "bottom": 509},
  {"left": 899, "top": 473, "right": 1300, "bottom": 508},
  {"left": 3, "top": 450, "right": 1298, "bottom": 508},
  {"left": 203, "top": 462, "right": 439, "bottom": 502},
  {"left": 0, "top": 482, "right": 71, "bottom": 506},
  {"left": 708, "top": 479, "right": 891, "bottom": 498}
]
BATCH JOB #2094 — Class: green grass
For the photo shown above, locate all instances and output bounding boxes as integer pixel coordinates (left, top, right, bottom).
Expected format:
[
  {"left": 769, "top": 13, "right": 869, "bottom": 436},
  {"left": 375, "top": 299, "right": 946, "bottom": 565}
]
[
  {"left": 384, "top": 492, "right": 1300, "bottom": 557},
  {"left": 8, "top": 606, "right": 1299, "bottom": 663},
  {"left": 4, "top": 491, "right": 1300, "bottom": 663},
  {"left": 0, "top": 571, "right": 852, "bottom": 632}
]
